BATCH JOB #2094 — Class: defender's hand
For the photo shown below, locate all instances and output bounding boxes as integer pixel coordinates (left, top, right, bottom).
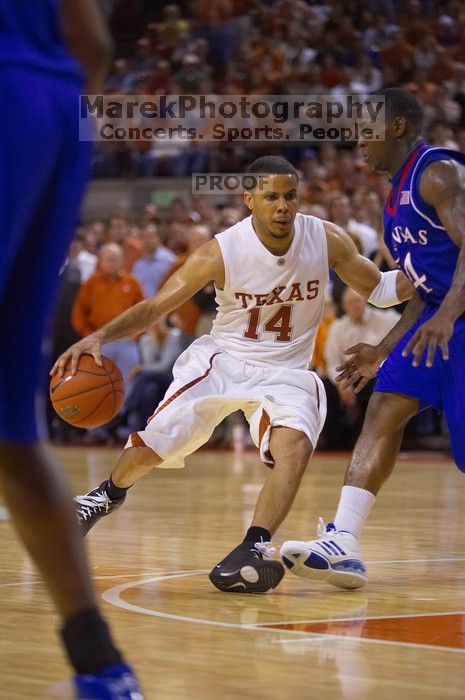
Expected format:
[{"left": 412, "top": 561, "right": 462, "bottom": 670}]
[
  {"left": 402, "top": 313, "right": 453, "bottom": 368},
  {"left": 50, "top": 337, "right": 103, "bottom": 377},
  {"left": 335, "top": 343, "right": 383, "bottom": 393}
]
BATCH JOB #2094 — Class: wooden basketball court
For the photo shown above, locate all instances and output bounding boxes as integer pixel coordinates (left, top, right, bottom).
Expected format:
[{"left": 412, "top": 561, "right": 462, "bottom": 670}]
[{"left": 2, "top": 446, "right": 465, "bottom": 699}]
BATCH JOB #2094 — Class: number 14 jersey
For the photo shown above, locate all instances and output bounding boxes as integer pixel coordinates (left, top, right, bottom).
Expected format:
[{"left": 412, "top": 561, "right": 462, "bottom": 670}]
[{"left": 210, "top": 213, "right": 329, "bottom": 369}]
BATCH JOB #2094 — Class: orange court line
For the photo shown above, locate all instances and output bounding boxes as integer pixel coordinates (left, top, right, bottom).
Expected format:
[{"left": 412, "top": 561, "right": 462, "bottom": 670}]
[{"left": 262, "top": 614, "right": 465, "bottom": 650}]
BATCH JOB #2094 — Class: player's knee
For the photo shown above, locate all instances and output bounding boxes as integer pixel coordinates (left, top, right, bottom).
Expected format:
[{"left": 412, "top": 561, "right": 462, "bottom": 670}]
[
  {"left": 123, "top": 444, "right": 162, "bottom": 469},
  {"left": 271, "top": 430, "right": 313, "bottom": 472},
  {"left": 296, "top": 435, "right": 314, "bottom": 465},
  {"left": 362, "top": 392, "right": 418, "bottom": 436}
]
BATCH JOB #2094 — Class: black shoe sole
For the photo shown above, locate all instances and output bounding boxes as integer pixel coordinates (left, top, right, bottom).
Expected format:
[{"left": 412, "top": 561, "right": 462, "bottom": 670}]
[{"left": 209, "top": 561, "right": 285, "bottom": 593}]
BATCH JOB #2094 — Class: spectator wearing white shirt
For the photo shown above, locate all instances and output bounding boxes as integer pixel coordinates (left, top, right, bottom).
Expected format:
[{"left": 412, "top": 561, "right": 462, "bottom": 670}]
[
  {"left": 59, "top": 231, "right": 97, "bottom": 282},
  {"left": 74, "top": 238, "right": 98, "bottom": 282},
  {"left": 325, "top": 289, "right": 400, "bottom": 385},
  {"left": 321, "top": 288, "right": 399, "bottom": 448},
  {"left": 131, "top": 223, "right": 176, "bottom": 298},
  {"left": 328, "top": 192, "right": 378, "bottom": 258},
  {"left": 350, "top": 54, "right": 382, "bottom": 95}
]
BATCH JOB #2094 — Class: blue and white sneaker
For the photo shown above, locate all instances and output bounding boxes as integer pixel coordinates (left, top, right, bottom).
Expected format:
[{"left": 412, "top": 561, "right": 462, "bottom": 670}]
[
  {"left": 280, "top": 519, "right": 367, "bottom": 590},
  {"left": 74, "top": 663, "right": 144, "bottom": 699}
]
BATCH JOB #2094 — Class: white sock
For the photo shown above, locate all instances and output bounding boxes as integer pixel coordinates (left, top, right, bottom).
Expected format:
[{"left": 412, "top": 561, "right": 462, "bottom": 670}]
[{"left": 333, "top": 485, "right": 376, "bottom": 539}]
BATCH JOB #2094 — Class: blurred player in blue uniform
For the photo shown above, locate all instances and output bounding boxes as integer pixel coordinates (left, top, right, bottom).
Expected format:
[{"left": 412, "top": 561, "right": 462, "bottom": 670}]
[
  {"left": 281, "top": 88, "right": 465, "bottom": 590},
  {"left": 0, "top": 1, "right": 144, "bottom": 697}
]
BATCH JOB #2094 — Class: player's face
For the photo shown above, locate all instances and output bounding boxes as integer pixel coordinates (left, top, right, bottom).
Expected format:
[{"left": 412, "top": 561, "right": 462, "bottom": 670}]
[
  {"left": 358, "top": 116, "right": 403, "bottom": 174},
  {"left": 357, "top": 119, "right": 391, "bottom": 173},
  {"left": 245, "top": 174, "right": 299, "bottom": 239}
]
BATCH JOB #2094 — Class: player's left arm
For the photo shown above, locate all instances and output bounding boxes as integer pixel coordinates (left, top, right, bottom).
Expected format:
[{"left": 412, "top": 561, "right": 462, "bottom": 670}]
[
  {"left": 402, "top": 160, "right": 465, "bottom": 366},
  {"left": 324, "top": 221, "right": 413, "bottom": 303}
]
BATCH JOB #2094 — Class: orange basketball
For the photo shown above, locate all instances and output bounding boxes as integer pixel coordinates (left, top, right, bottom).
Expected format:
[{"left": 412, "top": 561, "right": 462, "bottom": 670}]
[{"left": 49, "top": 354, "right": 125, "bottom": 428}]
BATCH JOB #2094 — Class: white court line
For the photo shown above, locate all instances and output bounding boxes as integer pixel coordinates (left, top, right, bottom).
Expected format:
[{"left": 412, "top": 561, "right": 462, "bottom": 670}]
[
  {"left": 0, "top": 570, "right": 167, "bottom": 589},
  {"left": 102, "top": 571, "right": 276, "bottom": 631},
  {"left": 3, "top": 565, "right": 465, "bottom": 655},
  {"left": 271, "top": 633, "right": 465, "bottom": 655},
  {"left": 95, "top": 571, "right": 163, "bottom": 580},
  {"left": 101, "top": 570, "right": 465, "bottom": 654},
  {"left": 366, "top": 556, "right": 465, "bottom": 565},
  {"left": 257, "top": 608, "right": 465, "bottom": 628}
]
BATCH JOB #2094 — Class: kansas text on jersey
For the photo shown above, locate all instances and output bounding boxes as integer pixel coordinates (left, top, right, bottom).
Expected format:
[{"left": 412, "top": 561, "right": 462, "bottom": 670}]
[{"left": 383, "top": 142, "right": 465, "bottom": 306}]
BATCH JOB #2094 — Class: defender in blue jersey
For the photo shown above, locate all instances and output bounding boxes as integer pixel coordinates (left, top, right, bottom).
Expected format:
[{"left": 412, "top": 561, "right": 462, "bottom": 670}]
[
  {"left": 0, "top": 1, "right": 143, "bottom": 697},
  {"left": 281, "top": 88, "right": 465, "bottom": 590}
]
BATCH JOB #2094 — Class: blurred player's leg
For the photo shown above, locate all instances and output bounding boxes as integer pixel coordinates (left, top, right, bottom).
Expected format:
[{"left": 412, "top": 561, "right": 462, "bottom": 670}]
[
  {"left": 441, "top": 320, "right": 465, "bottom": 473},
  {"left": 0, "top": 64, "right": 143, "bottom": 697},
  {"left": 0, "top": 443, "right": 96, "bottom": 616}
]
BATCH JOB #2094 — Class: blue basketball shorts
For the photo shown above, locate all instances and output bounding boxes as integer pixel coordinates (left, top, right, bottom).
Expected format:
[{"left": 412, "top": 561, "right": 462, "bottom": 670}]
[
  {"left": 0, "top": 67, "right": 92, "bottom": 443},
  {"left": 375, "top": 304, "right": 465, "bottom": 471}
]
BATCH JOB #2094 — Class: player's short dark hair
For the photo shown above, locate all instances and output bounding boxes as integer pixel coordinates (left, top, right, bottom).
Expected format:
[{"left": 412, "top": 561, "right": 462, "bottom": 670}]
[
  {"left": 246, "top": 156, "right": 299, "bottom": 179},
  {"left": 245, "top": 156, "right": 299, "bottom": 192},
  {"left": 375, "top": 87, "right": 424, "bottom": 135}
]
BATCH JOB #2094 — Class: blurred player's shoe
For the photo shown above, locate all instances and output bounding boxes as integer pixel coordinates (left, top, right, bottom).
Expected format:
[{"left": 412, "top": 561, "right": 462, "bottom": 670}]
[
  {"left": 209, "top": 541, "right": 285, "bottom": 593},
  {"left": 280, "top": 519, "right": 367, "bottom": 590},
  {"left": 74, "top": 663, "right": 144, "bottom": 699},
  {"left": 75, "top": 482, "right": 126, "bottom": 536}
]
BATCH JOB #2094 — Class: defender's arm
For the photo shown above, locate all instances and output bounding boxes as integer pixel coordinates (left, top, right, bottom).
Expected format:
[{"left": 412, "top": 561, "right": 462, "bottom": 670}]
[
  {"left": 325, "top": 221, "right": 413, "bottom": 304},
  {"left": 401, "top": 160, "right": 465, "bottom": 367}
]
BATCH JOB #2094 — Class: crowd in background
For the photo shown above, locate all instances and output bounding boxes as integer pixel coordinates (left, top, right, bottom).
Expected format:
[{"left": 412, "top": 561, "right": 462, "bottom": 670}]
[
  {"left": 48, "top": 0, "right": 455, "bottom": 450},
  {"left": 92, "top": 0, "right": 465, "bottom": 178}
]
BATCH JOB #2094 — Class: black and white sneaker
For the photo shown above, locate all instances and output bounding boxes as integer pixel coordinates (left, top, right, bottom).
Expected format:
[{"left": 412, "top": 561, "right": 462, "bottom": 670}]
[
  {"left": 209, "top": 541, "right": 285, "bottom": 593},
  {"left": 74, "top": 481, "right": 126, "bottom": 536}
]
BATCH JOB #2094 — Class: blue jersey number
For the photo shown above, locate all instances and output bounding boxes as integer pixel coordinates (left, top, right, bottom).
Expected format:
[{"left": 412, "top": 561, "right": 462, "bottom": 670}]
[{"left": 402, "top": 252, "right": 433, "bottom": 293}]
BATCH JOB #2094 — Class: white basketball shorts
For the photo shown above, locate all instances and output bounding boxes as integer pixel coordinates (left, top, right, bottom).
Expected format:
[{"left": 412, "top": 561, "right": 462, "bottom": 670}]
[{"left": 125, "top": 335, "right": 326, "bottom": 468}]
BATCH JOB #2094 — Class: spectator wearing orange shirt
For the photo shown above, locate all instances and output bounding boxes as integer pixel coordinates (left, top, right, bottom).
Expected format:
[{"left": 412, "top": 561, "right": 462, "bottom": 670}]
[
  {"left": 72, "top": 243, "right": 144, "bottom": 387},
  {"left": 310, "top": 292, "right": 335, "bottom": 377}
]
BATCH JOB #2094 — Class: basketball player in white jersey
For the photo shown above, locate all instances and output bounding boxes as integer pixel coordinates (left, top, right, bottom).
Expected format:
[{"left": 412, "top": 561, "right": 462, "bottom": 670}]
[{"left": 53, "top": 156, "right": 413, "bottom": 594}]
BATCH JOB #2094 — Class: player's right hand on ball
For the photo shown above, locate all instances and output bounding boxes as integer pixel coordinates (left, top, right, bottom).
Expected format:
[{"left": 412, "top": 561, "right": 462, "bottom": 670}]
[
  {"left": 50, "top": 337, "right": 103, "bottom": 377},
  {"left": 336, "top": 343, "right": 382, "bottom": 393}
]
